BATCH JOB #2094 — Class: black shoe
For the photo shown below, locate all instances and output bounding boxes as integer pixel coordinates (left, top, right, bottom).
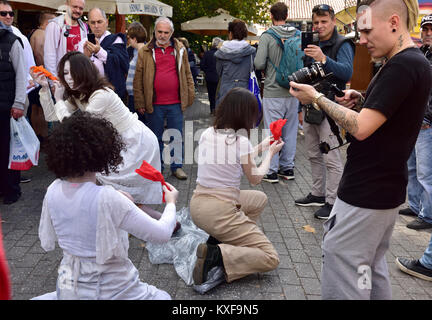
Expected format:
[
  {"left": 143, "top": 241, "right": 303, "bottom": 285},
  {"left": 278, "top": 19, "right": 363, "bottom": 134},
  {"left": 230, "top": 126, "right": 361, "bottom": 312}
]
[
  {"left": 314, "top": 202, "right": 333, "bottom": 220},
  {"left": 396, "top": 258, "right": 432, "bottom": 281},
  {"left": 295, "top": 193, "right": 325, "bottom": 207},
  {"left": 406, "top": 218, "right": 432, "bottom": 230},
  {"left": 20, "top": 176, "right": 31, "bottom": 183},
  {"left": 399, "top": 207, "right": 417, "bottom": 217},
  {"left": 3, "top": 192, "right": 21, "bottom": 205},
  {"left": 193, "top": 243, "right": 223, "bottom": 285},
  {"left": 262, "top": 172, "right": 279, "bottom": 183},
  {"left": 278, "top": 169, "right": 294, "bottom": 180}
]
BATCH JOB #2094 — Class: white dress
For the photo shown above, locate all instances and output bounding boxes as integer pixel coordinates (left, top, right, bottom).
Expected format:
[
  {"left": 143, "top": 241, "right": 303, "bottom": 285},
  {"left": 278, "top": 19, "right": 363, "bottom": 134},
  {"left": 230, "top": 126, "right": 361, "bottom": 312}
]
[
  {"left": 33, "top": 179, "right": 177, "bottom": 300},
  {"left": 39, "top": 87, "right": 162, "bottom": 204}
]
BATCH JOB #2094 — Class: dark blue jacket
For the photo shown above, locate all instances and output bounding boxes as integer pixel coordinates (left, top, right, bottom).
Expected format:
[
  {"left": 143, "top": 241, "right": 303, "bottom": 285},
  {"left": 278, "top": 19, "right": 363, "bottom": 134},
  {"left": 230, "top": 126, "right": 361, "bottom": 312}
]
[
  {"left": 100, "top": 33, "right": 129, "bottom": 99},
  {"left": 200, "top": 48, "right": 218, "bottom": 83}
]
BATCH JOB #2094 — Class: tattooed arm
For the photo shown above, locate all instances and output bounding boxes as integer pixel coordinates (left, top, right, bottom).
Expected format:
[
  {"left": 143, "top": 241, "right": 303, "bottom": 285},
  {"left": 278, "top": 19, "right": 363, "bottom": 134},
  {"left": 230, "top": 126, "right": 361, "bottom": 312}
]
[{"left": 289, "top": 82, "right": 387, "bottom": 141}]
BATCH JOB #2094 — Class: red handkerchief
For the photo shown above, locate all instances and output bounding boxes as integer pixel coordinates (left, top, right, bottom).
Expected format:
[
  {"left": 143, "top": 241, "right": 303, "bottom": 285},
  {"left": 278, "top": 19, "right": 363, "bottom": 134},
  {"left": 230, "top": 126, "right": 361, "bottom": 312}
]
[
  {"left": 0, "top": 222, "right": 11, "bottom": 300},
  {"left": 270, "top": 119, "right": 287, "bottom": 143},
  {"left": 135, "top": 161, "right": 170, "bottom": 202}
]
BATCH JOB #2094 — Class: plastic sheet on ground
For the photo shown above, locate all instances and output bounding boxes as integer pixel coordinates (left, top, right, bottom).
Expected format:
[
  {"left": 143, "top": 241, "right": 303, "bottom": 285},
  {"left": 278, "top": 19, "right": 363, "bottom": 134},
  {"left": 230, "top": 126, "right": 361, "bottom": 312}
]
[{"left": 146, "top": 207, "right": 208, "bottom": 286}]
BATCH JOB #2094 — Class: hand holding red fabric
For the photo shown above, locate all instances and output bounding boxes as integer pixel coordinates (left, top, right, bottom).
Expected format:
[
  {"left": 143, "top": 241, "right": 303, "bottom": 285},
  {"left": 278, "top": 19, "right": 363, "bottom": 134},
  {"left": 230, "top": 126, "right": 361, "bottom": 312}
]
[
  {"left": 135, "top": 161, "right": 170, "bottom": 202},
  {"left": 269, "top": 119, "right": 287, "bottom": 144}
]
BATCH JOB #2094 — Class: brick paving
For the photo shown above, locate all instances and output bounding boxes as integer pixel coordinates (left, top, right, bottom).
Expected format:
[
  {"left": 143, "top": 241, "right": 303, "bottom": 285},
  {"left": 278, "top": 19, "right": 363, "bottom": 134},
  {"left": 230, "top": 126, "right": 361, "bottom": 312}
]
[{"left": 1, "top": 87, "right": 432, "bottom": 300}]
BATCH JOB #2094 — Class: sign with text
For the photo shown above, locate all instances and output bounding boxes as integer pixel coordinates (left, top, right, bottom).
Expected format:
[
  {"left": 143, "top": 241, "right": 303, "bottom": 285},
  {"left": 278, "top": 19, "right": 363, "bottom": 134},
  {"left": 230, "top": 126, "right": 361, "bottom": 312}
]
[{"left": 117, "top": 1, "right": 172, "bottom": 17}]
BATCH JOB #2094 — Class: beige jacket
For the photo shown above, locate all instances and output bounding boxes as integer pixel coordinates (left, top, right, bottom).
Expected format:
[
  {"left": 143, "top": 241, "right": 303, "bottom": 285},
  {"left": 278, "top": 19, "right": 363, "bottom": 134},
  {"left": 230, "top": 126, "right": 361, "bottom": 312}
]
[{"left": 133, "top": 38, "right": 195, "bottom": 113}]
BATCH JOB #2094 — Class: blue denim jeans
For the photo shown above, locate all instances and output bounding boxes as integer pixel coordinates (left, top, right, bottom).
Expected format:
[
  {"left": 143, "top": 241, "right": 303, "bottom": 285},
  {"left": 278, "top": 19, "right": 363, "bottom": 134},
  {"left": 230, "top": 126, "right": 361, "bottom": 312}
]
[
  {"left": 146, "top": 103, "right": 184, "bottom": 172},
  {"left": 421, "top": 233, "right": 432, "bottom": 270},
  {"left": 407, "top": 126, "right": 432, "bottom": 224}
]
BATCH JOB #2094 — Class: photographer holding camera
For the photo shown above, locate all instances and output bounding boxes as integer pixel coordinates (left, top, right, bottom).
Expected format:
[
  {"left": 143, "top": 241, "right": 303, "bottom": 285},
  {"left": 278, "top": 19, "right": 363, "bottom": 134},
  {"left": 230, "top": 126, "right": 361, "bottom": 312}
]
[
  {"left": 290, "top": 0, "right": 431, "bottom": 300},
  {"left": 294, "top": 4, "right": 355, "bottom": 220}
]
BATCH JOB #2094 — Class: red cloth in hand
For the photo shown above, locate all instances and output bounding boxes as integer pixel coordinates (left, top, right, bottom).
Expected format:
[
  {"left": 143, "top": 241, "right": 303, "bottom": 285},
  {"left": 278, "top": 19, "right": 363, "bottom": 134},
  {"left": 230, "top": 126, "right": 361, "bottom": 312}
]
[
  {"left": 135, "top": 161, "right": 170, "bottom": 202},
  {"left": 270, "top": 119, "right": 287, "bottom": 144},
  {"left": 0, "top": 220, "right": 11, "bottom": 300}
]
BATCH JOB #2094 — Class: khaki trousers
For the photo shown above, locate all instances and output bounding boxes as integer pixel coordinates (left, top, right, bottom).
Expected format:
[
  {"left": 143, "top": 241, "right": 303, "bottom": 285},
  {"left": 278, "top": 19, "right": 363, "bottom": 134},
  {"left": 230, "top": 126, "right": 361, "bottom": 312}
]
[{"left": 190, "top": 190, "right": 279, "bottom": 283}]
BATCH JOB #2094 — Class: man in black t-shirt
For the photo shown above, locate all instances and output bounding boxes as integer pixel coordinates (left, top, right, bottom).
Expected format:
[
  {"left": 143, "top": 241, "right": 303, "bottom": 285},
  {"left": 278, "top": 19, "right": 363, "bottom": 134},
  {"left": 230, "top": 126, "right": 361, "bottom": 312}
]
[{"left": 289, "top": 0, "right": 432, "bottom": 299}]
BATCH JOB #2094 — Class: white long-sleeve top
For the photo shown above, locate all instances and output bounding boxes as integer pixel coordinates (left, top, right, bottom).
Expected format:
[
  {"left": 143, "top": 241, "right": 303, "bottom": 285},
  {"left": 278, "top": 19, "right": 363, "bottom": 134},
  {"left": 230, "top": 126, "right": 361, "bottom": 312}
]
[
  {"left": 39, "top": 86, "right": 137, "bottom": 133},
  {"left": 11, "top": 25, "right": 35, "bottom": 83},
  {"left": 39, "top": 179, "right": 176, "bottom": 264}
]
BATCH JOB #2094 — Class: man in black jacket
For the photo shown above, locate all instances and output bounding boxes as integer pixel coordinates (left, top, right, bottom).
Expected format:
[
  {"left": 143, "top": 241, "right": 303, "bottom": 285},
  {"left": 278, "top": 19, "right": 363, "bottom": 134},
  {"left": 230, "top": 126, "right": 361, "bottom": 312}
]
[
  {"left": 0, "top": 21, "right": 26, "bottom": 204},
  {"left": 200, "top": 37, "right": 222, "bottom": 115},
  {"left": 294, "top": 4, "right": 355, "bottom": 220},
  {"left": 84, "top": 8, "right": 129, "bottom": 99}
]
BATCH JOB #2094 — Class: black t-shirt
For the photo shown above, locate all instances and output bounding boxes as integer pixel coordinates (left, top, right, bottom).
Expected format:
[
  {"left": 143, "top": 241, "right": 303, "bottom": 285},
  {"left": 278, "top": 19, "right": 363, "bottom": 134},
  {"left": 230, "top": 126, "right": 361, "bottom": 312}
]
[{"left": 338, "top": 47, "right": 432, "bottom": 209}]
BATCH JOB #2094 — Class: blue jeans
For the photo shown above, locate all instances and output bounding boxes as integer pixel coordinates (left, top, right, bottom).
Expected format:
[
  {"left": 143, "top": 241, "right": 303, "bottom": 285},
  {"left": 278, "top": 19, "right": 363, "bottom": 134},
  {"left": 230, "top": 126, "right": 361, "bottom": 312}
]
[
  {"left": 421, "top": 233, "right": 432, "bottom": 270},
  {"left": 407, "top": 126, "right": 432, "bottom": 224},
  {"left": 146, "top": 104, "right": 184, "bottom": 172}
]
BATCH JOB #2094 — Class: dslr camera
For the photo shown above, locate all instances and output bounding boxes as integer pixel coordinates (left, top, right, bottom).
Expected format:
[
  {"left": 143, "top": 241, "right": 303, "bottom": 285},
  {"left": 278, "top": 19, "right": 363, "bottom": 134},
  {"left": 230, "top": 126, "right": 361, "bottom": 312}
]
[{"left": 288, "top": 62, "right": 345, "bottom": 99}]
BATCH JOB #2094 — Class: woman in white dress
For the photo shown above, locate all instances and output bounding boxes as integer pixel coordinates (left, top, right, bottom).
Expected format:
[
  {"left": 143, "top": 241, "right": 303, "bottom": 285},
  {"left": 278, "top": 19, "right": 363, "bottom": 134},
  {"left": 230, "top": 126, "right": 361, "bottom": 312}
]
[
  {"left": 34, "top": 113, "right": 178, "bottom": 299},
  {"left": 30, "top": 51, "right": 162, "bottom": 206}
]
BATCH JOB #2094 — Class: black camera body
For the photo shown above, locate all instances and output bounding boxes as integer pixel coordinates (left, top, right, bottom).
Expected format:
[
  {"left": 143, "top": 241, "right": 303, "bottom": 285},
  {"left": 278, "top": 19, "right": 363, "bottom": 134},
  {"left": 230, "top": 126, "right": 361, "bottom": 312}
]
[{"left": 288, "top": 62, "right": 345, "bottom": 98}]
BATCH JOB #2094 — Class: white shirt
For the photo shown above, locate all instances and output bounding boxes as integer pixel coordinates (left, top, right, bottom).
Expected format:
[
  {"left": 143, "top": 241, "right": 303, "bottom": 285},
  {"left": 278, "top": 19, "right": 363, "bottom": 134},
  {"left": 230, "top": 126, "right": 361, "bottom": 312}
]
[
  {"left": 11, "top": 25, "right": 35, "bottom": 84},
  {"left": 196, "top": 127, "right": 253, "bottom": 189}
]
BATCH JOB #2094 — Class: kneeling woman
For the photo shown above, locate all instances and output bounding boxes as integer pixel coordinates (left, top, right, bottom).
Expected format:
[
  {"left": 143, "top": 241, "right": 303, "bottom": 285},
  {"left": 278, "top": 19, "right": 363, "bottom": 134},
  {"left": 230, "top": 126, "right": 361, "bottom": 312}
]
[
  {"left": 31, "top": 52, "right": 161, "bottom": 206},
  {"left": 191, "top": 88, "right": 284, "bottom": 285},
  {"left": 35, "top": 113, "right": 178, "bottom": 299}
]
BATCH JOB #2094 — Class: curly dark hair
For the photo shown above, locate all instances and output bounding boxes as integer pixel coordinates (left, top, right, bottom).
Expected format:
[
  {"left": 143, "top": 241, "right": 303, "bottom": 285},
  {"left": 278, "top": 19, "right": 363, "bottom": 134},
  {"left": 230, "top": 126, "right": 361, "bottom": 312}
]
[
  {"left": 228, "top": 19, "right": 248, "bottom": 40},
  {"left": 45, "top": 112, "right": 126, "bottom": 179},
  {"left": 57, "top": 51, "right": 113, "bottom": 108},
  {"left": 213, "top": 87, "right": 259, "bottom": 136},
  {"left": 270, "top": 2, "right": 288, "bottom": 22}
]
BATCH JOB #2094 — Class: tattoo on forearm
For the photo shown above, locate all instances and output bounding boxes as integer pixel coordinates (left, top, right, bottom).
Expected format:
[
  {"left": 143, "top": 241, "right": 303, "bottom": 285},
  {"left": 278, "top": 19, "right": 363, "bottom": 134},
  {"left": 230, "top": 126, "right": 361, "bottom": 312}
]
[{"left": 318, "top": 97, "right": 359, "bottom": 135}]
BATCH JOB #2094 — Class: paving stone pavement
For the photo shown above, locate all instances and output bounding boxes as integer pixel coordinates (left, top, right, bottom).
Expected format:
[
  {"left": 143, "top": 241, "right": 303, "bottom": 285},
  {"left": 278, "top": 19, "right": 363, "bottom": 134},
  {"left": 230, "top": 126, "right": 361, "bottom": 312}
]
[{"left": 1, "top": 87, "right": 432, "bottom": 300}]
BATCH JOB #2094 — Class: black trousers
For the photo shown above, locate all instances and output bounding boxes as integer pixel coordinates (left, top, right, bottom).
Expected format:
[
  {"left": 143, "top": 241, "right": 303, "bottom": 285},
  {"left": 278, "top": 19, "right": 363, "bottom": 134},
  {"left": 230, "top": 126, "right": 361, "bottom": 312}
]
[
  {"left": 206, "top": 81, "right": 218, "bottom": 111},
  {"left": 0, "top": 110, "right": 21, "bottom": 198}
]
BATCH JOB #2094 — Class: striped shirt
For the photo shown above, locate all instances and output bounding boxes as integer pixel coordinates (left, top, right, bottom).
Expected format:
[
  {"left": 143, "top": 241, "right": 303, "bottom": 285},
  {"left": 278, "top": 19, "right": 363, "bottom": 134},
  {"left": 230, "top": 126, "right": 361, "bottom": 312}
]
[{"left": 126, "top": 48, "right": 138, "bottom": 96}]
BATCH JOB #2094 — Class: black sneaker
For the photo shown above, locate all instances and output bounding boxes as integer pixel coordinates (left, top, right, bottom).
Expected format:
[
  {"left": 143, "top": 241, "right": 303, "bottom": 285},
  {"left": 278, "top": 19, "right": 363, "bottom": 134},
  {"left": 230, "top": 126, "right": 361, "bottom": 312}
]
[
  {"left": 399, "top": 208, "right": 417, "bottom": 217},
  {"left": 278, "top": 169, "right": 294, "bottom": 180},
  {"left": 295, "top": 193, "right": 325, "bottom": 207},
  {"left": 314, "top": 202, "right": 333, "bottom": 220},
  {"left": 3, "top": 192, "right": 21, "bottom": 205},
  {"left": 20, "top": 176, "right": 31, "bottom": 183},
  {"left": 193, "top": 243, "right": 223, "bottom": 285},
  {"left": 406, "top": 217, "right": 432, "bottom": 230},
  {"left": 396, "top": 258, "right": 432, "bottom": 281},
  {"left": 262, "top": 172, "right": 279, "bottom": 183}
]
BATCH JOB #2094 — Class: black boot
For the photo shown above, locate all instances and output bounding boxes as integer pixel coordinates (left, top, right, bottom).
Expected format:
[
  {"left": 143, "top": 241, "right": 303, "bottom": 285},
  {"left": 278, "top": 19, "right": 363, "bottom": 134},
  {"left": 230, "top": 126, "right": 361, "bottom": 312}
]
[
  {"left": 206, "top": 235, "right": 222, "bottom": 245},
  {"left": 193, "top": 243, "right": 223, "bottom": 285}
]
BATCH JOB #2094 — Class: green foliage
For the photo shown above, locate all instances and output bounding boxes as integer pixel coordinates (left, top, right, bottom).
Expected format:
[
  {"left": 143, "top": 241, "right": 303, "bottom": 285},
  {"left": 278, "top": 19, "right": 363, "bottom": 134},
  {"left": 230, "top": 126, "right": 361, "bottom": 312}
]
[{"left": 162, "top": 0, "right": 276, "bottom": 53}]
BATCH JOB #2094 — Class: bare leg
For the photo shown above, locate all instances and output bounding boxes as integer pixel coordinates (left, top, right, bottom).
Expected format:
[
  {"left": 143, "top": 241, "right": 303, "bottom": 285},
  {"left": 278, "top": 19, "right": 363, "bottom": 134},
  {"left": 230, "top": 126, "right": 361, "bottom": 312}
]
[{"left": 137, "top": 204, "right": 163, "bottom": 220}]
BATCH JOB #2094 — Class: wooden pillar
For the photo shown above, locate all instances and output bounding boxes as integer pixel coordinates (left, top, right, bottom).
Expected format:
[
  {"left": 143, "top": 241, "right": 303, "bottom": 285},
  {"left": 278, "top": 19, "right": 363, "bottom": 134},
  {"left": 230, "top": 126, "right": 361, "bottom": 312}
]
[{"left": 115, "top": 10, "right": 126, "bottom": 33}]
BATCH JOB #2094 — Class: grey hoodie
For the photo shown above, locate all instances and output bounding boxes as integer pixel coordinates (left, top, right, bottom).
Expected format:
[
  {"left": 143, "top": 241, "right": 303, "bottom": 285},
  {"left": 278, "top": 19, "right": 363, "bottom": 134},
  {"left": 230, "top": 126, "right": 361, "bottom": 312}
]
[
  {"left": 214, "top": 40, "right": 256, "bottom": 105},
  {"left": 0, "top": 22, "right": 26, "bottom": 111},
  {"left": 254, "top": 24, "right": 297, "bottom": 98}
]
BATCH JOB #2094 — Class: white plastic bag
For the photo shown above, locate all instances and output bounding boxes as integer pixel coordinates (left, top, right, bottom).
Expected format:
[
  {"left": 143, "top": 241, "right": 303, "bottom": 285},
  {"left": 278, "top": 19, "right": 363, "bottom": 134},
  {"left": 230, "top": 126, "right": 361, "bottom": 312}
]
[{"left": 8, "top": 117, "right": 40, "bottom": 170}]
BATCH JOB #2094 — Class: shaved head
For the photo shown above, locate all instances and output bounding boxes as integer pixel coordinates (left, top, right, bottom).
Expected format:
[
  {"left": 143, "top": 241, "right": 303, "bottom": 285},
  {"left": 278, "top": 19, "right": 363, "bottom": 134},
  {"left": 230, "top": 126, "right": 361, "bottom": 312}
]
[{"left": 358, "top": 0, "right": 418, "bottom": 31}]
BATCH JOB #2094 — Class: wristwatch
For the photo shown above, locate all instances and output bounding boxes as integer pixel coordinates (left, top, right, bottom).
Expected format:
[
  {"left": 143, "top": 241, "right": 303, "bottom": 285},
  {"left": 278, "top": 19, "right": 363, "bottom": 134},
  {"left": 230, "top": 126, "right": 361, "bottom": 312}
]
[{"left": 312, "top": 92, "right": 325, "bottom": 110}]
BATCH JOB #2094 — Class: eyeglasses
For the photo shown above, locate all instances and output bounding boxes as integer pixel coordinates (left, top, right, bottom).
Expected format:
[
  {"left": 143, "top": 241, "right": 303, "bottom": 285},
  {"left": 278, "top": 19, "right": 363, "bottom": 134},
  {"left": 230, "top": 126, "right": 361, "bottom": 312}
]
[
  {"left": 312, "top": 4, "right": 334, "bottom": 14},
  {"left": 0, "top": 11, "right": 14, "bottom": 17}
]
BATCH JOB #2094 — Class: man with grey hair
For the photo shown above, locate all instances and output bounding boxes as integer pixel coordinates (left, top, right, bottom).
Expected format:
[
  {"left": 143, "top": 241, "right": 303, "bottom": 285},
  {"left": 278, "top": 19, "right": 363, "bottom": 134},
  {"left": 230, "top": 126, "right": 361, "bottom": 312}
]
[
  {"left": 84, "top": 7, "right": 129, "bottom": 99},
  {"left": 134, "top": 16, "right": 195, "bottom": 180},
  {"left": 200, "top": 37, "right": 222, "bottom": 115}
]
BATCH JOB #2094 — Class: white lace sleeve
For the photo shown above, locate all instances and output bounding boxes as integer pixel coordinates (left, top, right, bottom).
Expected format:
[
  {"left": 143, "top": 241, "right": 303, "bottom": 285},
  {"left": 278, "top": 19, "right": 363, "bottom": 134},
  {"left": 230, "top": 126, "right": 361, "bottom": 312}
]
[
  {"left": 39, "top": 87, "right": 77, "bottom": 122},
  {"left": 95, "top": 186, "right": 176, "bottom": 264},
  {"left": 38, "top": 195, "right": 57, "bottom": 252}
]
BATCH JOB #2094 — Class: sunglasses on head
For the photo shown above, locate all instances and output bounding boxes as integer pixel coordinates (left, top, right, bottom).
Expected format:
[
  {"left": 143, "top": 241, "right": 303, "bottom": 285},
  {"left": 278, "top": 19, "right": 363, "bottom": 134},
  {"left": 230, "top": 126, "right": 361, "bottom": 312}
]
[
  {"left": 0, "top": 11, "right": 14, "bottom": 17},
  {"left": 313, "top": 4, "right": 334, "bottom": 14}
]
